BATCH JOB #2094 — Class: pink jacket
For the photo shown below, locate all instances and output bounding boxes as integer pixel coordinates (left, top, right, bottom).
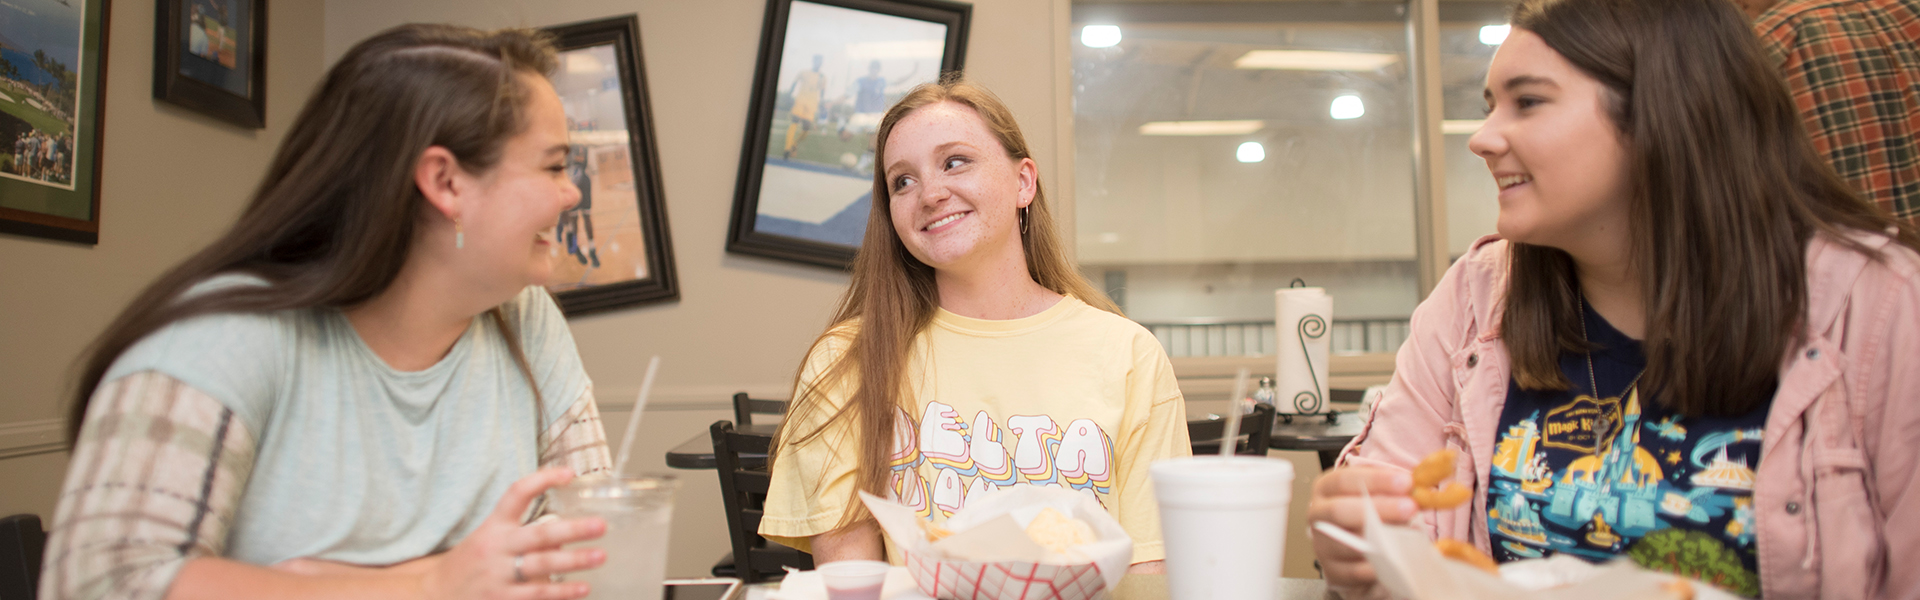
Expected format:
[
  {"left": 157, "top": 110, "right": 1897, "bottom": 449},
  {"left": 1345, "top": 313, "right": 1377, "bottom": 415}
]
[{"left": 1339, "top": 232, "right": 1920, "bottom": 599}]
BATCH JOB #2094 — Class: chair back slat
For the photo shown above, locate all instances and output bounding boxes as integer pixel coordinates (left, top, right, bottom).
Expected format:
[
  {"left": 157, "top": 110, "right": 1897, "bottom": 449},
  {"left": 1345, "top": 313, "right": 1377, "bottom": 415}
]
[
  {"left": 1187, "top": 403, "right": 1276, "bottom": 456},
  {"left": 1, "top": 514, "right": 46, "bottom": 600},
  {"left": 711, "top": 420, "right": 813, "bottom": 583},
  {"left": 732, "top": 393, "right": 790, "bottom": 427}
]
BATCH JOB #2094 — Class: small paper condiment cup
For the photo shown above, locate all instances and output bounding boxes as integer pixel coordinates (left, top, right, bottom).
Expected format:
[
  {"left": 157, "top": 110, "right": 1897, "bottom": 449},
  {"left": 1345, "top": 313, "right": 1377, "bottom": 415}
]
[{"left": 818, "top": 560, "right": 890, "bottom": 600}]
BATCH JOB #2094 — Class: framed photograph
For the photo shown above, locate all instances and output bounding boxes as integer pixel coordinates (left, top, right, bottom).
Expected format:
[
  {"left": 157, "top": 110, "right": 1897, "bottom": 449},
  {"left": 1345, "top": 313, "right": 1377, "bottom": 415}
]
[
  {"left": 543, "top": 16, "right": 679, "bottom": 315},
  {"left": 0, "top": 0, "right": 111, "bottom": 244},
  {"left": 727, "top": 0, "right": 969, "bottom": 269},
  {"left": 153, "top": 0, "right": 265, "bottom": 129}
]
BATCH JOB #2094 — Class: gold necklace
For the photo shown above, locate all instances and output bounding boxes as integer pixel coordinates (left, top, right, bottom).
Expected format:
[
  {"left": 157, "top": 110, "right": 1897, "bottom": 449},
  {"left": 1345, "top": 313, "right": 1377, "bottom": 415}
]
[{"left": 1578, "top": 296, "right": 1646, "bottom": 402}]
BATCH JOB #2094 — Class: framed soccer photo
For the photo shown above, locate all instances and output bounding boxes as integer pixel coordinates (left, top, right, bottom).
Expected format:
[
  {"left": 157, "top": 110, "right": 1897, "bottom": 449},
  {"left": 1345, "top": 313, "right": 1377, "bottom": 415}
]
[
  {"left": 153, "top": 0, "right": 265, "bottom": 129},
  {"left": 0, "top": 0, "right": 110, "bottom": 245},
  {"left": 727, "top": 0, "right": 970, "bottom": 269},
  {"left": 542, "top": 16, "right": 679, "bottom": 316}
]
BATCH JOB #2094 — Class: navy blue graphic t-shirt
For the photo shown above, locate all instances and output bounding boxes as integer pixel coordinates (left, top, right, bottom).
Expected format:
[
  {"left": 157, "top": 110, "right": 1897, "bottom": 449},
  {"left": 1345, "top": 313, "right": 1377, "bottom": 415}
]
[{"left": 1487, "top": 300, "right": 1770, "bottom": 597}]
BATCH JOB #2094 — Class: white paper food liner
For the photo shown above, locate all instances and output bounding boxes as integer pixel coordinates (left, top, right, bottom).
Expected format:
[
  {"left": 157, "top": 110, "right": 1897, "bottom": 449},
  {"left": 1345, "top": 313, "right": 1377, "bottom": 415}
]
[
  {"left": 1352, "top": 488, "right": 1743, "bottom": 600},
  {"left": 860, "top": 486, "right": 1131, "bottom": 592}
]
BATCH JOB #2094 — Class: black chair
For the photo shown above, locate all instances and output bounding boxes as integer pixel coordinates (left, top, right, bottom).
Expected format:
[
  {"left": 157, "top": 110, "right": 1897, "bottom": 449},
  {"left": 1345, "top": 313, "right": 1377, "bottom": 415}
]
[
  {"left": 731, "top": 392, "right": 788, "bottom": 427},
  {"left": 710, "top": 421, "right": 813, "bottom": 584},
  {"left": 1188, "top": 402, "right": 1276, "bottom": 456},
  {"left": 1, "top": 514, "right": 46, "bottom": 600}
]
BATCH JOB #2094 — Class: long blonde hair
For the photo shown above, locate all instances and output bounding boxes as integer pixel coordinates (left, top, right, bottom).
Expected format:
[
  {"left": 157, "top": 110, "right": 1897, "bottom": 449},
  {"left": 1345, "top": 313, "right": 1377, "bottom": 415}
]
[{"left": 774, "top": 77, "right": 1119, "bottom": 530}]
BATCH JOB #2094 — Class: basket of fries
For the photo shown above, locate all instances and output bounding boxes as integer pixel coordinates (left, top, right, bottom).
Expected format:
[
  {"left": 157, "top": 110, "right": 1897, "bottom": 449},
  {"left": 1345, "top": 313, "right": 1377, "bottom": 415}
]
[{"left": 858, "top": 487, "right": 1131, "bottom": 600}]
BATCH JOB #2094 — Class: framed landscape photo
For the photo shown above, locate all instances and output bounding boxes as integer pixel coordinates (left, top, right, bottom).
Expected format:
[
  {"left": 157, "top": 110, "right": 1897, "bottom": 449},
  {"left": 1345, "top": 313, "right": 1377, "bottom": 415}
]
[
  {"left": 727, "top": 0, "right": 969, "bottom": 269},
  {"left": 153, "top": 0, "right": 265, "bottom": 128},
  {"left": 0, "top": 0, "right": 110, "bottom": 244},
  {"left": 542, "top": 15, "right": 679, "bottom": 316}
]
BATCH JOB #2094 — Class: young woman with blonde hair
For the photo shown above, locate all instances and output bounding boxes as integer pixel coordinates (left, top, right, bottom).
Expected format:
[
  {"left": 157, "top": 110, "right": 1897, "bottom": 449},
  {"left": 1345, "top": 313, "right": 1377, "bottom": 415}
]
[
  {"left": 761, "top": 78, "right": 1189, "bottom": 572},
  {"left": 1308, "top": 0, "right": 1920, "bottom": 597}
]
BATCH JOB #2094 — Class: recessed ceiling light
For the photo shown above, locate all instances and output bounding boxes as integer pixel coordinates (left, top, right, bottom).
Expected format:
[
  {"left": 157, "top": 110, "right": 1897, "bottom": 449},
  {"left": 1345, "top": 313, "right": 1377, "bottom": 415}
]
[
  {"left": 1138, "top": 120, "right": 1266, "bottom": 136},
  {"left": 1480, "top": 24, "right": 1511, "bottom": 46},
  {"left": 1237, "top": 142, "right": 1266, "bottom": 163},
  {"left": 1233, "top": 50, "right": 1400, "bottom": 71},
  {"left": 1331, "top": 95, "right": 1365, "bottom": 120},
  {"left": 1082, "top": 25, "right": 1122, "bottom": 48}
]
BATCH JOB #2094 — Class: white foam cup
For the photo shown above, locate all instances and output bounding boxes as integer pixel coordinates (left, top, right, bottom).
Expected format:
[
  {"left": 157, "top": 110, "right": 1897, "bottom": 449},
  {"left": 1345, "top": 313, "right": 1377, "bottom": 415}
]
[
  {"left": 1151, "top": 455, "right": 1295, "bottom": 600},
  {"left": 819, "top": 559, "right": 891, "bottom": 600}
]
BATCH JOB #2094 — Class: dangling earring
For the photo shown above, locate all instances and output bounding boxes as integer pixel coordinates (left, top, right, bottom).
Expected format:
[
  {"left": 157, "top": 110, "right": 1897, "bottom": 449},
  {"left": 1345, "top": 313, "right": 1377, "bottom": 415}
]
[
  {"left": 455, "top": 220, "right": 464, "bottom": 249},
  {"left": 1020, "top": 206, "right": 1030, "bottom": 235}
]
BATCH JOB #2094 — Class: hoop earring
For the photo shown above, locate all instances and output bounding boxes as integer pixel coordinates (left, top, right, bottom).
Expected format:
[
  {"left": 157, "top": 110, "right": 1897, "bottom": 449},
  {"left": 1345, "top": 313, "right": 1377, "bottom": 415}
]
[
  {"left": 455, "top": 220, "right": 464, "bottom": 250},
  {"left": 1021, "top": 206, "right": 1030, "bottom": 235}
]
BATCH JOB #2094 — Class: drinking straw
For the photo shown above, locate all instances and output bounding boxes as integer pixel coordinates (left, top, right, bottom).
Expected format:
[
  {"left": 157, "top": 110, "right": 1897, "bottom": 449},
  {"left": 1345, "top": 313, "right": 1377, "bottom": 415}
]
[
  {"left": 1219, "top": 367, "right": 1251, "bottom": 458},
  {"left": 612, "top": 355, "right": 661, "bottom": 477}
]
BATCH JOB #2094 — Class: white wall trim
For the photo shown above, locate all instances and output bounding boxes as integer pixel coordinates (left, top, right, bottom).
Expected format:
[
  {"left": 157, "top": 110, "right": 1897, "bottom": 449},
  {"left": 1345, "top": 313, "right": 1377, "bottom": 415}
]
[{"left": 0, "top": 418, "right": 66, "bottom": 460}]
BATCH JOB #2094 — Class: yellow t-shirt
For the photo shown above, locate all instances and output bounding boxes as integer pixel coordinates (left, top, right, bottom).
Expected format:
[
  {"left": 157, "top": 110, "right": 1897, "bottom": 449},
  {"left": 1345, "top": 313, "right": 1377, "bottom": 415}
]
[{"left": 760, "top": 296, "right": 1190, "bottom": 564}]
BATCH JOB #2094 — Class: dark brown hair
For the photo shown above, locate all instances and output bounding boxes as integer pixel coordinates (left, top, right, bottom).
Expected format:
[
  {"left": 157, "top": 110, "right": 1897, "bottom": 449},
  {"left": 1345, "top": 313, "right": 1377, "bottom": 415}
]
[
  {"left": 774, "top": 78, "right": 1120, "bottom": 530},
  {"left": 68, "top": 24, "right": 558, "bottom": 440},
  {"left": 1501, "top": 0, "right": 1920, "bottom": 416}
]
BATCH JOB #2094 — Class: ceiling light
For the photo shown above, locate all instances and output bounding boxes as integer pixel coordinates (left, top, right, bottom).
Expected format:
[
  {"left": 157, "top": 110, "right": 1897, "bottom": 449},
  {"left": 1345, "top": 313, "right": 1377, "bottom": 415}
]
[
  {"left": 1480, "top": 24, "right": 1511, "bottom": 46},
  {"left": 1237, "top": 142, "right": 1266, "bottom": 163},
  {"left": 1330, "top": 95, "right": 1365, "bottom": 120},
  {"left": 1442, "top": 120, "right": 1484, "bottom": 135},
  {"left": 1233, "top": 50, "right": 1400, "bottom": 71},
  {"left": 1082, "top": 25, "right": 1122, "bottom": 48},
  {"left": 1138, "top": 120, "right": 1265, "bottom": 136}
]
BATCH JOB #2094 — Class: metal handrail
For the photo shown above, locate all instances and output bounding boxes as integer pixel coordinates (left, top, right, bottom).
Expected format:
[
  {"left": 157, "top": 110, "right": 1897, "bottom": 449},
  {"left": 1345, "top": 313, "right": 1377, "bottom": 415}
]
[{"left": 1138, "top": 318, "right": 1411, "bottom": 357}]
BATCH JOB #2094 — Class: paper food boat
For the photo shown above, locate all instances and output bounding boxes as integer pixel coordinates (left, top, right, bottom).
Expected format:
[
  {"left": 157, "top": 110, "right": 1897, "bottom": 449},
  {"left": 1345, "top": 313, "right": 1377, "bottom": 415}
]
[
  {"left": 859, "top": 486, "right": 1131, "bottom": 600},
  {"left": 1315, "top": 489, "right": 1744, "bottom": 600}
]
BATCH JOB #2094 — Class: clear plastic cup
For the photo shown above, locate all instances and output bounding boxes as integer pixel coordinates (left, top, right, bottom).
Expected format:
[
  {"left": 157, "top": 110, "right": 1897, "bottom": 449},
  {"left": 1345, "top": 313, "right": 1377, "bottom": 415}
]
[
  {"left": 546, "top": 474, "right": 681, "bottom": 600},
  {"left": 1151, "top": 456, "right": 1295, "bottom": 600},
  {"left": 819, "top": 560, "right": 890, "bottom": 600}
]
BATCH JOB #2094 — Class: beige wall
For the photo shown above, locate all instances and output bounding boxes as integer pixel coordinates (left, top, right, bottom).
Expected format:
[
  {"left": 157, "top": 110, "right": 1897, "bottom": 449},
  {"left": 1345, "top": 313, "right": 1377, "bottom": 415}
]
[
  {"left": 319, "top": 0, "right": 1073, "bottom": 579},
  {"left": 0, "top": 0, "right": 327, "bottom": 517}
]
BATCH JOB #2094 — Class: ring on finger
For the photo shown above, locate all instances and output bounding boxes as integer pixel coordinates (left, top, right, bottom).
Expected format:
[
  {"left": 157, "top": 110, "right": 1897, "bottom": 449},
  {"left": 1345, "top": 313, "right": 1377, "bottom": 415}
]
[{"left": 513, "top": 555, "right": 528, "bottom": 583}]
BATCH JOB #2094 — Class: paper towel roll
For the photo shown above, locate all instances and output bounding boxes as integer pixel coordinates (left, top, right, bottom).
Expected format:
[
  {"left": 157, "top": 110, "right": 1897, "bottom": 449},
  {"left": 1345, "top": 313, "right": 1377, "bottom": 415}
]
[{"left": 1275, "top": 287, "right": 1333, "bottom": 414}]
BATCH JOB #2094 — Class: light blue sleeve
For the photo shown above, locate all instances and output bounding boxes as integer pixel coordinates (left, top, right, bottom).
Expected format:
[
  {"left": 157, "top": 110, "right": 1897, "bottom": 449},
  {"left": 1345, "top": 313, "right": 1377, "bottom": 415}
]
[{"left": 502, "top": 286, "right": 590, "bottom": 430}]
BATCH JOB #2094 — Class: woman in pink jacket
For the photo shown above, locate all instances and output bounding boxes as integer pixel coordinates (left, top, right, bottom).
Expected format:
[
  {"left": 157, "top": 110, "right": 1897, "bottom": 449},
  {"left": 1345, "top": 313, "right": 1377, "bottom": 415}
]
[{"left": 1307, "top": 0, "right": 1920, "bottom": 597}]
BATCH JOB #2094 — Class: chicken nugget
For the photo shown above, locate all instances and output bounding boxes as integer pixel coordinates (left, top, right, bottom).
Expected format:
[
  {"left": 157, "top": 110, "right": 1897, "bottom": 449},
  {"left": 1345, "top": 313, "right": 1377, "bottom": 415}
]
[
  {"left": 920, "top": 520, "right": 954, "bottom": 542},
  {"left": 1662, "top": 579, "right": 1695, "bottom": 600},
  {"left": 1433, "top": 538, "right": 1498, "bottom": 574},
  {"left": 1412, "top": 449, "right": 1458, "bottom": 488},
  {"left": 1412, "top": 482, "right": 1471, "bottom": 510}
]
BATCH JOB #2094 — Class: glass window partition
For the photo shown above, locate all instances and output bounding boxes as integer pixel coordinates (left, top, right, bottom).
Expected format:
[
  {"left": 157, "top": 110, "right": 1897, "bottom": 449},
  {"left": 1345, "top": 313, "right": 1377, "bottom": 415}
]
[{"left": 1072, "top": 4, "right": 1419, "bottom": 357}]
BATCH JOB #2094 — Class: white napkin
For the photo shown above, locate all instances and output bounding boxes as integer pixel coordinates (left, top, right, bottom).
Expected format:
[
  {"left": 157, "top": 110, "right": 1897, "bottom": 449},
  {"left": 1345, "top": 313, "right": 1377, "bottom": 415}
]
[{"left": 1275, "top": 287, "right": 1333, "bottom": 414}]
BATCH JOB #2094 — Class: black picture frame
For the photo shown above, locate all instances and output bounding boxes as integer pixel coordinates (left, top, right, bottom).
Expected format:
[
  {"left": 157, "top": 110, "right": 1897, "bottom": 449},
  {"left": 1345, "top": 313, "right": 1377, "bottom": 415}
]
[
  {"left": 153, "top": 0, "right": 266, "bottom": 129},
  {"left": 542, "top": 16, "right": 679, "bottom": 316},
  {"left": 727, "top": 0, "right": 970, "bottom": 269},
  {"left": 0, "top": 0, "right": 111, "bottom": 244}
]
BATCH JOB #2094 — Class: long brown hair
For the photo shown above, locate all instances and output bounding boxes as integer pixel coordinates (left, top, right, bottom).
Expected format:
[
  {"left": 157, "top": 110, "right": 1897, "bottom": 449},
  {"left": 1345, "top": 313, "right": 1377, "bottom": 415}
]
[
  {"left": 775, "top": 78, "right": 1119, "bottom": 529},
  {"left": 68, "top": 24, "right": 558, "bottom": 440},
  {"left": 1500, "top": 0, "right": 1920, "bottom": 416}
]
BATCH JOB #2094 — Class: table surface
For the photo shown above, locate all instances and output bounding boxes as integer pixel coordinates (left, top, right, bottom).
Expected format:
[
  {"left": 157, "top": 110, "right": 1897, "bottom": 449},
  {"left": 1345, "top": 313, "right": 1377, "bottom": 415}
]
[
  {"left": 741, "top": 575, "right": 1331, "bottom": 600},
  {"left": 667, "top": 423, "right": 780, "bottom": 470},
  {"left": 667, "top": 413, "right": 1366, "bottom": 470}
]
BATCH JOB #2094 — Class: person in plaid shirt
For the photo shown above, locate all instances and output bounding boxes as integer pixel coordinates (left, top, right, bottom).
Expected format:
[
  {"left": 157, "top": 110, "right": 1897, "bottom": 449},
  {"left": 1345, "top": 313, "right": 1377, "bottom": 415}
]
[
  {"left": 1732, "top": 0, "right": 1920, "bottom": 225},
  {"left": 41, "top": 25, "right": 620, "bottom": 600}
]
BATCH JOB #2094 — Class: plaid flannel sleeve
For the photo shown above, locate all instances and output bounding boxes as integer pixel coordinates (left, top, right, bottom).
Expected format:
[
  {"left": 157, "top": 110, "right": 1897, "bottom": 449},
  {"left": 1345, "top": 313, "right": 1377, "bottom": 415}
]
[
  {"left": 541, "top": 384, "right": 613, "bottom": 478},
  {"left": 39, "top": 371, "right": 256, "bottom": 600},
  {"left": 1757, "top": 1, "right": 1920, "bottom": 224}
]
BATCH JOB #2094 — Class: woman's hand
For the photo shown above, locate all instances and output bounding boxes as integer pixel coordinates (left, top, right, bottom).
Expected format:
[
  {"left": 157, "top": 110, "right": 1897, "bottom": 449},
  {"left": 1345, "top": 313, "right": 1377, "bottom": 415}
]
[
  {"left": 419, "top": 468, "right": 609, "bottom": 600},
  {"left": 1307, "top": 466, "right": 1418, "bottom": 592}
]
